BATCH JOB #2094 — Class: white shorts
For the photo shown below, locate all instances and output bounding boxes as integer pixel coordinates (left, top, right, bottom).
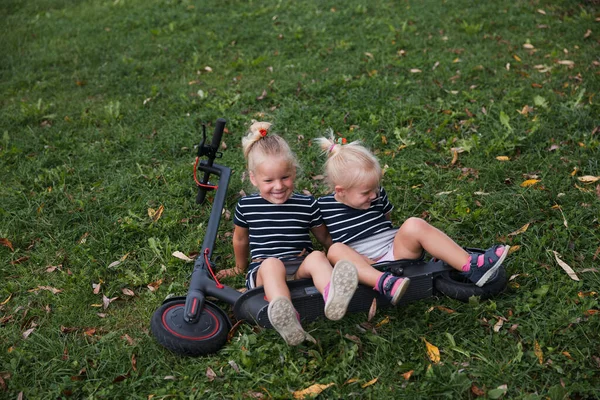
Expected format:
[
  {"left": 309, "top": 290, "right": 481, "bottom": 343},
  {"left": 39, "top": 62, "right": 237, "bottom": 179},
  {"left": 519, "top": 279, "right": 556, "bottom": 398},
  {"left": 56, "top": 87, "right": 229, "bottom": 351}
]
[{"left": 348, "top": 229, "right": 398, "bottom": 261}]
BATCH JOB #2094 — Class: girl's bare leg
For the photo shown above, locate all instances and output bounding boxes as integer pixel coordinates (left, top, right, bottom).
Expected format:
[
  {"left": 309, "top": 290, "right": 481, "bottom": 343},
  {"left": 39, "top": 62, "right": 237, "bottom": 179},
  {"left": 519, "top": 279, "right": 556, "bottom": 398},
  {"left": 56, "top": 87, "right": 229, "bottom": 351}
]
[
  {"left": 256, "top": 258, "right": 290, "bottom": 301},
  {"left": 392, "top": 217, "right": 469, "bottom": 271},
  {"left": 326, "top": 243, "right": 382, "bottom": 287},
  {"left": 295, "top": 251, "right": 333, "bottom": 293}
]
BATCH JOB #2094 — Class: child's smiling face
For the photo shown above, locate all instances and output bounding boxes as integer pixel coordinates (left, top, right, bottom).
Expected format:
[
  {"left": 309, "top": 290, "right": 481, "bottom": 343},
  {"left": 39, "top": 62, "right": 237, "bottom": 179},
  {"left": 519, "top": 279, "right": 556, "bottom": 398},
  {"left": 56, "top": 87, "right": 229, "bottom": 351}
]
[
  {"left": 335, "top": 178, "right": 379, "bottom": 210},
  {"left": 250, "top": 157, "right": 296, "bottom": 204}
]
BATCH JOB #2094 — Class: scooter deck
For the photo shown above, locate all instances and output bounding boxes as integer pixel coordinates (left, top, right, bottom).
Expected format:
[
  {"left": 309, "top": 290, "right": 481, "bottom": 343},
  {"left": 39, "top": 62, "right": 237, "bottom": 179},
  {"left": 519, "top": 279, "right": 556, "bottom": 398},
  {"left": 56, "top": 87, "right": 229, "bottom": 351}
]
[{"left": 233, "top": 258, "right": 450, "bottom": 328}]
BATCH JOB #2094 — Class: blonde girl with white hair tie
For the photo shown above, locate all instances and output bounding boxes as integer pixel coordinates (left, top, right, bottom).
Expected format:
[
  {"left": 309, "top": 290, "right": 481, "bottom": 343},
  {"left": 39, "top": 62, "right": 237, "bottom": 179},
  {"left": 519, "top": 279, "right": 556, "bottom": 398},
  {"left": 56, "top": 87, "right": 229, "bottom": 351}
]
[
  {"left": 216, "top": 121, "right": 359, "bottom": 346},
  {"left": 314, "top": 134, "right": 509, "bottom": 304}
]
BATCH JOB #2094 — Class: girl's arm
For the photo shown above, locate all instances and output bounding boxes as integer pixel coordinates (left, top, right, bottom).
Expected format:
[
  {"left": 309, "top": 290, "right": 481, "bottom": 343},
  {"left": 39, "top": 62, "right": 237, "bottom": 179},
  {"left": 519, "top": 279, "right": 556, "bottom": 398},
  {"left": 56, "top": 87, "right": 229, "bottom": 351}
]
[
  {"left": 216, "top": 225, "right": 249, "bottom": 279},
  {"left": 384, "top": 211, "right": 392, "bottom": 222},
  {"left": 311, "top": 224, "right": 333, "bottom": 250}
]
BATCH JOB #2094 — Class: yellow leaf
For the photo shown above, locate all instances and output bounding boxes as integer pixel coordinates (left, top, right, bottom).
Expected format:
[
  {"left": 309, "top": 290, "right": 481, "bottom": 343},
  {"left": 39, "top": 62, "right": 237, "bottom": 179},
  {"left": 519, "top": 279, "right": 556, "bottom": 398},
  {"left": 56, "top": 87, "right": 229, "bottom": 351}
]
[
  {"left": 423, "top": 338, "right": 440, "bottom": 364},
  {"left": 508, "top": 245, "right": 521, "bottom": 255},
  {"left": 402, "top": 370, "right": 414, "bottom": 380},
  {"left": 534, "top": 340, "right": 543, "bottom": 364},
  {"left": 361, "top": 378, "right": 378, "bottom": 388},
  {"left": 577, "top": 175, "right": 600, "bottom": 184},
  {"left": 520, "top": 179, "right": 540, "bottom": 187},
  {"left": 148, "top": 205, "right": 165, "bottom": 222},
  {"left": 1, "top": 294, "right": 12, "bottom": 305},
  {"left": 344, "top": 378, "right": 358, "bottom": 384},
  {"left": 551, "top": 251, "right": 580, "bottom": 281},
  {"left": 496, "top": 156, "right": 510, "bottom": 161},
  {"left": 375, "top": 316, "right": 390, "bottom": 327},
  {"left": 293, "top": 383, "right": 334, "bottom": 399},
  {"left": 508, "top": 223, "right": 530, "bottom": 237},
  {"left": 513, "top": 54, "right": 522, "bottom": 62},
  {"left": 451, "top": 149, "right": 459, "bottom": 165},
  {"left": 381, "top": 135, "right": 387, "bottom": 145}
]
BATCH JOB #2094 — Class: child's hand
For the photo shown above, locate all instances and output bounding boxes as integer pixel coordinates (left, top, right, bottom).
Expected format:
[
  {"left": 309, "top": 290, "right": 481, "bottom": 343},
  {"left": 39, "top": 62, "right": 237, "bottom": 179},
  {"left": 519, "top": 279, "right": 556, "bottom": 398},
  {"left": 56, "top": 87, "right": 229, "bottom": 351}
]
[{"left": 216, "top": 267, "right": 242, "bottom": 280}]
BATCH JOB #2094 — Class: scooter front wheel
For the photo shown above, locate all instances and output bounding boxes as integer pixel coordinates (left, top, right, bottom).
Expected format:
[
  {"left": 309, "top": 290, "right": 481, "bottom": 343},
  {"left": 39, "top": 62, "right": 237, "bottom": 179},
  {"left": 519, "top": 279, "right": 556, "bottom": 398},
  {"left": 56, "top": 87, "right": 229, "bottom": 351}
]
[{"left": 151, "top": 298, "right": 230, "bottom": 356}]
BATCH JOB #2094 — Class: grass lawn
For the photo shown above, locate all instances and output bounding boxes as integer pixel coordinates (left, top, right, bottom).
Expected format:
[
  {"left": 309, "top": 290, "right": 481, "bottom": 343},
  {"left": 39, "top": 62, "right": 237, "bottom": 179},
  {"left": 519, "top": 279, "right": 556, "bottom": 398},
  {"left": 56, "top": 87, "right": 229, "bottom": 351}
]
[{"left": 1, "top": 0, "right": 599, "bottom": 398}]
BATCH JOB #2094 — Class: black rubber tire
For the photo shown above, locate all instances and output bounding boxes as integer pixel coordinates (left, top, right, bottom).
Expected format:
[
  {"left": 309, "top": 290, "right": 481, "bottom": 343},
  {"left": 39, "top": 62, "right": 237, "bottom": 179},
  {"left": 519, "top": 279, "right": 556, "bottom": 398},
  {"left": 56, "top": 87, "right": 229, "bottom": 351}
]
[
  {"left": 434, "top": 267, "right": 508, "bottom": 302},
  {"left": 150, "top": 299, "right": 230, "bottom": 356}
]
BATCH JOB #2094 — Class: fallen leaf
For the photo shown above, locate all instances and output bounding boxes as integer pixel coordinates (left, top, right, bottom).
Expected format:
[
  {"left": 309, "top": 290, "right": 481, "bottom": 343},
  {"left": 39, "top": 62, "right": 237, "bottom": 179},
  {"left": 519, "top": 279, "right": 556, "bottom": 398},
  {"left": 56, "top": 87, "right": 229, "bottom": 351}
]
[
  {"left": 367, "top": 298, "right": 377, "bottom": 322},
  {"left": 520, "top": 179, "right": 540, "bottom": 187},
  {"left": 29, "top": 286, "right": 62, "bottom": 294},
  {"left": 131, "top": 354, "right": 137, "bottom": 371},
  {"left": 534, "top": 340, "right": 543, "bottom": 364},
  {"left": 423, "top": 338, "right": 440, "bottom": 364},
  {"left": 0, "top": 238, "right": 14, "bottom": 252},
  {"left": 451, "top": 149, "right": 459, "bottom": 165},
  {"left": 1, "top": 294, "right": 12, "bottom": 305},
  {"left": 172, "top": 251, "right": 194, "bottom": 262},
  {"left": 537, "top": 9, "right": 546, "bottom": 14},
  {"left": 508, "top": 245, "right": 521, "bottom": 255},
  {"left": 523, "top": 43, "right": 534, "bottom": 49},
  {"left": 410, "top": 69, "right": 422, "bottom": 73},
  {"left": 508, "top": 223, "right": 530, "bottom": 237},
  {"left": 102, "top": 295, "right": 119, "bottom": 310},
  {"left": 584, "top": 29, "right": 592, "bottom": 39},
  {"left": 206, "top": 367, "right": 217, "bottom": 382},
  {"left": 474, "top": 191, "right": 490, "bottom": 196},
  {"left": 557, "top": 60, "right": 574, "bottom": 66},
  {"left": 436, "top": 190, "right": 456, "bottom": 196},
  {"left": 496, "top": 156, "right": 510, "bottom": 161},
  {"left": 293, "top": 383, "right": 334, "bottom": 399},
  {"left": 78, "top": 232, "right": 89, "bottom": 244},
  {"left": 121, "top": 288, "right": 135, "bottom": 297},
  {"left": 256, "top": 89, "right": 267, "bottom": 101},
  {"left": 23, "top": 327, "right": 36, "bottom": 339},
  {"left": 361, "top": 378, "right": 378, "bottom": 388},
  {"left": 107, "top": 260, "right": 122, "bottom": 269},
  {"left": 513, "top": 54, "right": 522, "bottom": 62},
  {"left": 148, "top": 205, "right": 164, "bottom": 222},
  {"left": 551, "top": 251, "right": 579, "bottom": 281},
  {"left": 147, "top": 279, "right": 163, "bottom": 292},
  {"left": 402, "top": 370, "right": 414, "bottom": 380},
  {"left": 228, "top": 360, "right": 240, "bottom": 373},
  {"left": 10, "top": 256, "right": 29, "bottom": 265},
  {"left": 375, "top": 316, "right": 390, "bottom": 327},
  {"left": 92, "top": 282, "right": 102, "bottom": 295},
  {"left": 493, "top": 319, "right": 504, "bottom": 332},
  {"left": 577, "top": 175, "right": 600, "bottom": 184},
  {"left": 122, "top": 334, "right": 135, "bottom": 346}
]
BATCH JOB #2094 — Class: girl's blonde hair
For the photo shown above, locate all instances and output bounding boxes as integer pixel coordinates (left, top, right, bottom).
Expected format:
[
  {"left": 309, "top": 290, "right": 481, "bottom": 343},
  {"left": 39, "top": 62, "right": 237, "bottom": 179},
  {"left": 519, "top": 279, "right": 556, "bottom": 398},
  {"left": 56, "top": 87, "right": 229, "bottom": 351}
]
[
  {"left": 241, "top": 121, "right": 298, "bottom": 172},
  {"left": 314, "top": 130, "right": 382, "bottom": 190}
]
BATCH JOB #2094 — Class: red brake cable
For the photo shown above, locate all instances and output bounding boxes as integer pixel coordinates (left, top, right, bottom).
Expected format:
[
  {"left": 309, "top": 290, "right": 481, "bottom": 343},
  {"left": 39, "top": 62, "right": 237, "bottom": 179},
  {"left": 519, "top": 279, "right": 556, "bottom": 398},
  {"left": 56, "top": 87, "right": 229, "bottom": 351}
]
[
  {"left": 204, "top": 248, "right": 224, "bottom": 289},
  {"left": 193, "top": 157, "right": 218, "bottom": 189}
]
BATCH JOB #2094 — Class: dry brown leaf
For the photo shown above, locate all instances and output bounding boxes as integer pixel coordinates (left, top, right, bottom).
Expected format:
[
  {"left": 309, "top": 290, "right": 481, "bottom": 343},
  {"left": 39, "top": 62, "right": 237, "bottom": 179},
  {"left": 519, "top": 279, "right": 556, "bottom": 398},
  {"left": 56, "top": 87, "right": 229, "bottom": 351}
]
[
  {"left": 584, "top": 29, "right": 592, "bottom": 39},
  {"left": 493, "top": 318, "right": 504, "bottom": 332},
  {"left": 375, "top": 316, "right": 390, "bottom": 327},
  {"left": 102, "top": 295, "right": 119, "bottom": 310},
  {"left": 551, "top": 251, "right": 579, "bottom": 281},
  {"left": 10, "top": 256, "right": 30, "bottom": 265},
  {"left": 92, "top": 282, "right": 102, "bottom": 295},
  {"left": 367, "top": 297, "right": 377, "bottom": 322},
  {"left": 520, "top": 179, "right": 540, "bottom": 187},
  {"left": 206, "top": 367, "right": 217, "bottom": 382},
  {"left": 361, "top": 378, "right": 378, "bottom": 388},
  {"left": 256, "top": 89, "right": 267, "bottom": 101},
  {"left": 107, "top": 260, "right": 121, "bottom": 269},
  {"left": 410, "top": 68, "right": 422, "bottom": 73},
  {"left": 172, "top": 251, "right": 194, "bottom": 263},
  {"left": 508, "top": 245, "right": 521, "bottom": 255},
  {"left": 508, "top": 223, "right": 530, "bottom": 237},
  {"left": 23, "top": 327, "right": 36, "bottom": 339},
  {"left": 523, "top": 43, "right": 534, "bottom": 49},
  {"left": 537, "top": 9, "right": 546, "bottom": 14},
  {"left": 147, "top": 279, "right": 163, "bottom": 292},
  {"left": 293, "top": 383, "right": 334, "bottom": 399},
  {"left": 496, "top": 156, "right": 510, "bottom": 161},
  {"left": 0, "top": 238, "right": 14, "bottom": 252},
  {"left": 534, "top": 340, "right": 543, "bottom": 364},
  {"left": 121, "top": 288, "right": 135, "bottom": 297},
  {"left": 423, "top": 338, "right": 440, "bottom": 364},
  {"left": 557, "top": 60, "right": 574, "bottom": 66},
  {"left": 131, "top": 353, "right": 137, "bottom": 372},
  {"left": 577, "top": 175, "right": 600, "bottom": 184},
  {"left": 451, "top": 149, "right": 459, "bottom": 165},
  {"left": 472, "top": 384, "right": 485, "bottom": 397},
  {"left": 148, "top": 205, "right": 164, "bottom": 222},
  {"left": 29, "top": 286, "right": 63, "bottom": 295},
  {"left": 402, "top": 370, "right": 414, "bottom": 380},
  {"left": 1, "top": 294, "right": 12, "bottom": 305}
]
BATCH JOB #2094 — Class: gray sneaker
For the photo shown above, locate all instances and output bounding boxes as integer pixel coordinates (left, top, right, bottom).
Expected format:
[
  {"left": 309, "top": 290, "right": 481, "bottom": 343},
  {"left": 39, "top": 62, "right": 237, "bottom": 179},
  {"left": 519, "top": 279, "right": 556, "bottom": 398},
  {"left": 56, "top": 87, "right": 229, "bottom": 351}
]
[
  {"left": 267, "top": 296, "right": 307, "bottom": 346},
  {"left": 324, "top": 260, "right": 358, "bottom": 321}
]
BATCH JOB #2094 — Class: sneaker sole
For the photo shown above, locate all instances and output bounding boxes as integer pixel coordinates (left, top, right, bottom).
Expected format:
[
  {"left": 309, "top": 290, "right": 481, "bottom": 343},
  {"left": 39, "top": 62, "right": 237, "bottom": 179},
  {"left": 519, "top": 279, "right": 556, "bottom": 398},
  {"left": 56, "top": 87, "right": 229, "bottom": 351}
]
[
  {"left": 324, "top": 260, "right": 358, "bottom": 321},
  {"left": 475, "top": 245, "right": 509, "bottom": 287},
  {"left": 267, "top": 297, "right": 306, "bottom": 346},
  {"left": 390, "top": 277, "right": 410, "bottom": 306}
]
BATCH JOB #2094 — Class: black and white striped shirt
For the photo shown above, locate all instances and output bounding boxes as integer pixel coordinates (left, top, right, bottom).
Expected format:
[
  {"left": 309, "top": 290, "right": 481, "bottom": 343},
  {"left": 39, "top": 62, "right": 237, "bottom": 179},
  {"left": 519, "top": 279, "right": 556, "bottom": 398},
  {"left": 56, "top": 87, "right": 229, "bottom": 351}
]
[
  {"left": 234, "top": 193, "right": 323, "bottom": 260},
  {"left": 318, "top": 187, "right": 394, "bottom": 244}
]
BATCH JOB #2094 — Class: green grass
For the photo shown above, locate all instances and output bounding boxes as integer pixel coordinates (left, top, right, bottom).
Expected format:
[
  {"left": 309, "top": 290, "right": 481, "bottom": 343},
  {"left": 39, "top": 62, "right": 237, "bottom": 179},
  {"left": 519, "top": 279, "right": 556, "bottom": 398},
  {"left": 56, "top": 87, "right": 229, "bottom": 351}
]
[{"left": 1, "top": 0, "right": 599, "bottom": 398}]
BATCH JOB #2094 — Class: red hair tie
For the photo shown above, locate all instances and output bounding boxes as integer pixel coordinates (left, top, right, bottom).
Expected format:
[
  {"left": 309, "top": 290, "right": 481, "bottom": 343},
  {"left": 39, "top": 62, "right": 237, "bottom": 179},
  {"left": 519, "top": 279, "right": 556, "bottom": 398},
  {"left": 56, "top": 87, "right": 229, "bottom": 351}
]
[{"left": 259, "top": 129, "right": 268, "bottom": 137}]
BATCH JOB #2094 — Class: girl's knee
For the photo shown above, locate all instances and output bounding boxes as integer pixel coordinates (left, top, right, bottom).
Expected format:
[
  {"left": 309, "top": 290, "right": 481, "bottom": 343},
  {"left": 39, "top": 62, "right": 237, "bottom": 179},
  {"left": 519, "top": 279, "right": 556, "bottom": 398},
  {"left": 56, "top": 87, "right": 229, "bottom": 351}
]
[
  {"left": 328, "top": 242, "right": 349, "bottom": 258},
  {"left": 305, "top": 250, "right": 328, "bottom": 263},
  {"left": 259, "top": 258, "right": 285, "bottom": 273},
  {"left": 399, "top": 217, "right": 429, "bottom": 236}
]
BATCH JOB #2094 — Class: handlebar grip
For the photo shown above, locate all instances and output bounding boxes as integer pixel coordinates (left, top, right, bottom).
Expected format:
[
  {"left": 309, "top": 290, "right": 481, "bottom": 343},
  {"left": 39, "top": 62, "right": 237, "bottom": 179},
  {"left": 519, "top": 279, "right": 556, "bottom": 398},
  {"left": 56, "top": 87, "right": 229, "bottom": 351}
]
[{"left": 210, "top": 118, "right": 226, "bottom": 149}]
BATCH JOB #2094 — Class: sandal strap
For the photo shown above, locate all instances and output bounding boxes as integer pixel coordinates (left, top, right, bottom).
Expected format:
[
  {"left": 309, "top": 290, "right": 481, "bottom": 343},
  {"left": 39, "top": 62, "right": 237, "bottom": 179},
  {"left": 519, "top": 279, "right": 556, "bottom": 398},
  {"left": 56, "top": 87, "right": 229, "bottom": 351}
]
[{"left": 377, "top": 272, "right": 391, "bottom": 293}]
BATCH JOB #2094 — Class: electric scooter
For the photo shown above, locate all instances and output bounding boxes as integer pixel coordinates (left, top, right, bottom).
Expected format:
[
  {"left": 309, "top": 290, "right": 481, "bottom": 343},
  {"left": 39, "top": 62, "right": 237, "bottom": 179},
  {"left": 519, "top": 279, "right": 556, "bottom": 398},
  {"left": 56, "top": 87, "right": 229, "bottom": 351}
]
[{"left": 150, "top": 118, "right": 508, "bottom": 356}]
